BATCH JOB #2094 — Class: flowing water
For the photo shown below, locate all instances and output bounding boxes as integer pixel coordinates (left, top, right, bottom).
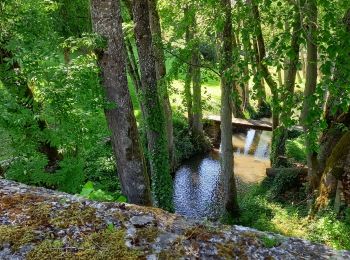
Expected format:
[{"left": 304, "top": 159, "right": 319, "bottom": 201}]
[{"left": 173, "top": 129, "right": 272, "bottom": 219}]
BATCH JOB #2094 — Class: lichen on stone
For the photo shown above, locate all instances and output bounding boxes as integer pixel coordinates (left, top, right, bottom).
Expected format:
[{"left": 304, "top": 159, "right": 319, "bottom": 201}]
[{"left": 0, "top": 179, "right": 349, "bottom": 260}]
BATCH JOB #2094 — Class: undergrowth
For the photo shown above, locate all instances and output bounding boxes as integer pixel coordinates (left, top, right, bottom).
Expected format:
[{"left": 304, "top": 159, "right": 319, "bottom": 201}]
[{"left": 237, "top": 178, "right": 350, "bottom": 250}]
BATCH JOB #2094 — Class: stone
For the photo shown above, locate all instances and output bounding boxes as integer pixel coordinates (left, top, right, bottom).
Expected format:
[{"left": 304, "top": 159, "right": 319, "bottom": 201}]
[
  {"left": 130, "top": 215, "right": 155, "bottom": 227},
  {"left": 0, "top": 179, "right": 349, "bottom": 259}
]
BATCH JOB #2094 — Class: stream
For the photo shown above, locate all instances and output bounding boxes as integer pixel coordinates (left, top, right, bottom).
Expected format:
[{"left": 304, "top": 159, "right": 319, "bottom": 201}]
[{"left": 173, "top": 129, "right": 272, "bottom": 219}]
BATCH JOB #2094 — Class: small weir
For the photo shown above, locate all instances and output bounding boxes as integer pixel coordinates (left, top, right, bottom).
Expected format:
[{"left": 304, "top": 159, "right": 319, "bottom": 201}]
[{"left": 173, "top": 128, "right": 272, "bottom": 219}]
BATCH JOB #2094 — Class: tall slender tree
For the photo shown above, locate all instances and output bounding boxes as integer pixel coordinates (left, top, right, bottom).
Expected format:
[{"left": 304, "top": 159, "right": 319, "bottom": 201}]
[
  {"left": 219, "top": 0, "right": 240, "bottom": 217},
  {"left": 301, "top": 0, "right": 319, "bottom": 191},
  {"left": 271, "top": 1, "right": 303, "bottom": 167},
  {"left": 90, "top": 0, "right": 152, "bottom": 206},
  {"left": 132, "top": 0, "right": 173, "bottom": 211},
  {"left": 184, "top": 6, "right": 194, "bottom": 129},
  {"left": 191, "top": 40, "right": 204, "bottom": 137}
]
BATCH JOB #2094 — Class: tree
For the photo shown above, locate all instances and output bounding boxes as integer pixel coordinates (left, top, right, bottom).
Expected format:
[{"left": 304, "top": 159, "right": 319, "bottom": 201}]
[
  {"left": 249, "top": 0, "right": 268, "bottom": 110},
  {"left": 301, "top": 0, "right": 319, "bottom": 191},
  {"left": 313, "top": 8, "right": 350, "bottom": 211},
  {"left": 90, "top": 0, "right": 152, "bottom": 206},
  {"left": 148, "top": 0, "right": 176, "bottom": 171},
  {"left": 184, "top": 5, "right": 194, "bottom": 128},
  {"left": 132, "top": 0, "right": 173, "bottom": 211},
  {"left": 219, "top": 0, "right": 240, "bottom": 217},
  {"left": 271, "top": 1, "right": 303, "bottom": 167}
]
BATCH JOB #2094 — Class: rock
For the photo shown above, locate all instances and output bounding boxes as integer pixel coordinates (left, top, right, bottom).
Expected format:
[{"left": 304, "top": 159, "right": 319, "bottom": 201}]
[
  {"left": 130, "top": 215, "right": 155, "bottom": 227},
  {"left": 0, "top": 179, "right": 349, "bottom": 259}
]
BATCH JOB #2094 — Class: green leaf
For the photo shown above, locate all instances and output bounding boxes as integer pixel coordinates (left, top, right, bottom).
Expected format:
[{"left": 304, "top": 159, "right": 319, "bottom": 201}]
[{"left": 117, "top": 195, "right": 127, "bottom": 203}]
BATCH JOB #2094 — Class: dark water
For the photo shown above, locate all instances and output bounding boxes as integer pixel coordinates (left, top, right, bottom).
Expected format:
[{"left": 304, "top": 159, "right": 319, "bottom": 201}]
[{"left": 173, "top": 129, "right": 272, "bottom": 219}]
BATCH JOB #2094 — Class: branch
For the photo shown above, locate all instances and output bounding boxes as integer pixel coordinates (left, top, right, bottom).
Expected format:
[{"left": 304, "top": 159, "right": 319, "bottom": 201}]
[{"left": 163, "top": 47, "right": 221, "bottom": 77}]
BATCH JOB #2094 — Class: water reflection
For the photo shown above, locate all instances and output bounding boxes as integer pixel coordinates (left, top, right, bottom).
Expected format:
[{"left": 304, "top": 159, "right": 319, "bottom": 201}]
[{"left": 173, "top": 129, "right": 272, "bottom": 219}]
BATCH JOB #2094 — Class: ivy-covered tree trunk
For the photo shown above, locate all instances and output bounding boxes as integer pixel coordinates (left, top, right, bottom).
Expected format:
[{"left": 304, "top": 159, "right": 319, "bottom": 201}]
[
  {"left": 148, "top": 0, "right": 176, "bottom": 171},
  {"left": 301, "top": 0, "right": 319, "bottom": 192},
  {"left": 271, "top": 1, "right": 302, "bottom": 167},
  {"left": 219, "top": 0, "right": 240, "bottom": 217},
  {"left": 132, "top": 0, "right": 173, "bottom": 211},
  {"left": 91, "top": 0, "right": 152, "bottom": 206}
]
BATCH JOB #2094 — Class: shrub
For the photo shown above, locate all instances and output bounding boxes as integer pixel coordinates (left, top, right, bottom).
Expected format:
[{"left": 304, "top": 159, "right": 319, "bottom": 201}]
[{"left": 286, "top": 135, "right": 307, "bottom": 165}]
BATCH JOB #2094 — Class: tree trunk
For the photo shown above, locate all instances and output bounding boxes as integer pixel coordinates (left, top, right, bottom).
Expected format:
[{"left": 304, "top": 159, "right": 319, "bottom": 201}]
[
  {"left": 220, "top": 0, "right": 240, "bottom": 217},
  {"left": 90, "top": 0, "right": 152, "bottom": 206},
  {"left": 252, "top": 37, "right": 266, "bottom": 107},
  {"left": 271, "top": 1, "right": 302, "bottom": 167},
  {"left": 313, "top": 9, "right": 350, "bottom": 212},
  {"left": 125, "top": 39, "right": 142, "bottom": 93},
  {"left": 250, "top": 0, "right": 267, "bottom": 108},
  {"left": 184, "top": 6, "right": 194, "bottom": 129},
  {"left": 232, "top": 31, "right": 246, "bottom": 119},
  {"left": 301, "top": 0, "right": 319, "bottom": 192},
  {"left": 132, "top": 0, "right": 173, "bottom": 211},
  {"left": 148, "top": 0, "right": 176, "bottom": 171},
  {"left": 191, "top": 46, "right": 203, "bottom": 136}
]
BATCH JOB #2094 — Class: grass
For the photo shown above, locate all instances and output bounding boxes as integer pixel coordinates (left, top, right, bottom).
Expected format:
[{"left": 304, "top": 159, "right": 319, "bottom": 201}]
[
  {"left": 237, "top": 181, "right": 350, "bottom": 250},
  {"left": 0, "top": 127, "right": 14, "bottom": 162}
]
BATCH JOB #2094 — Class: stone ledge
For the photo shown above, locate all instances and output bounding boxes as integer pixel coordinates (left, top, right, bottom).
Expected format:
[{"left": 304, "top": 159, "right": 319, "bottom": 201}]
[{"left": 0, "top": 179, "right": 349, "bottom": 259}]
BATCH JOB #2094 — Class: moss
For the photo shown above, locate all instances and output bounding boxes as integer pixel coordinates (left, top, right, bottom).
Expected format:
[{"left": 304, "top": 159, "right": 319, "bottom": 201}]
[
  {"left": 27, "top": 229, "right": 140, "bottom": 260},
  {"left": 0, "top": 193, "right": 46, "bottom": 208},
  {"left": 260, "top": 235, "right": 281, "bottom": 248},
  {"left": 157, "top": 237, "right": 186, "bottom": 259},
  {"left": 78, "top": 228, "right": 140, "bottom": 259},
  {"left": 184, "top": 225, "right": 220, "bottom": 241},
  {"left": 26, "top": 240, "right": 72, "bottom": 260},
  {"left": 50, "top": 202, "right": 100, "bottom": 228},
  {"left": 27, "top": 203, "right": 52, "bottom": 226},
  {"left": 0, "top": 225, "right": 36, "bottom": 250},
  {"left": 217, "top": 242, "right": 236, "bottom": 258},
  {"left": 135, "top": 226, "right": 159, "bottom": 243}
]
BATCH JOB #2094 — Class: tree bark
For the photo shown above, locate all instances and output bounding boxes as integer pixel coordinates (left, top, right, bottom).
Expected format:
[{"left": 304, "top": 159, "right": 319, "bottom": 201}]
[
  {"left": 90, "top": 0, "right": 152, "bottom": 206},
  {"left": 148, "top": 0, "right": 176, "bottom": 171},
  {"left": 220, "top": 0, "right": 240, "bottom": 217},
  {"left": 301, "top": 0, "right": 319, "bottom": 192},
  {"left": 132, "top": 0, "right": 173, "bottom": 211}
]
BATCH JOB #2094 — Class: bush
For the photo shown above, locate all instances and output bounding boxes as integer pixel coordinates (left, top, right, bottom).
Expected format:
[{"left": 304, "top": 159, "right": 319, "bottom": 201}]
[
  {"left": 172, "top": 112, "right": 211, "bottom": 165},
  {"left": 84, "top": 142, "right": 121, "bottom": 197},
  {"left": 237, "top": 180, "right": 350, "bottom": 250},
  {"left": 286, "top": 135, "right": 307, "bottom": 165},
  {"left": 308, "top": 211, "right": 350, "bottom": 250}
]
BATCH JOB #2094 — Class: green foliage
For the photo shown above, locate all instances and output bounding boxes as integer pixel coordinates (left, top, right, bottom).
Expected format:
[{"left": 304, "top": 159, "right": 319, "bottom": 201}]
[
  {"left": 286, "top": 135, "right": 307, "bottom": 165},
  {"left": 238, "top": 181, "right": 350, "bottom": 250},
  {"left": 268, "top": 170, "right": 304, "bottom": 200},
  {"left": 84, "top": 143, "right": 121, "bottom": 196},
  {"left": 172, "top": 112, "right": 211, "bottom": 164},
  {"left": 80, "top": 181, "right": 126, "bottom": 202},
  {"left": 308, "top": 211, "right": 350, "bottom": 250},
  {"left": 260, "top": 235, "right": 280, "bottom": 248}
]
